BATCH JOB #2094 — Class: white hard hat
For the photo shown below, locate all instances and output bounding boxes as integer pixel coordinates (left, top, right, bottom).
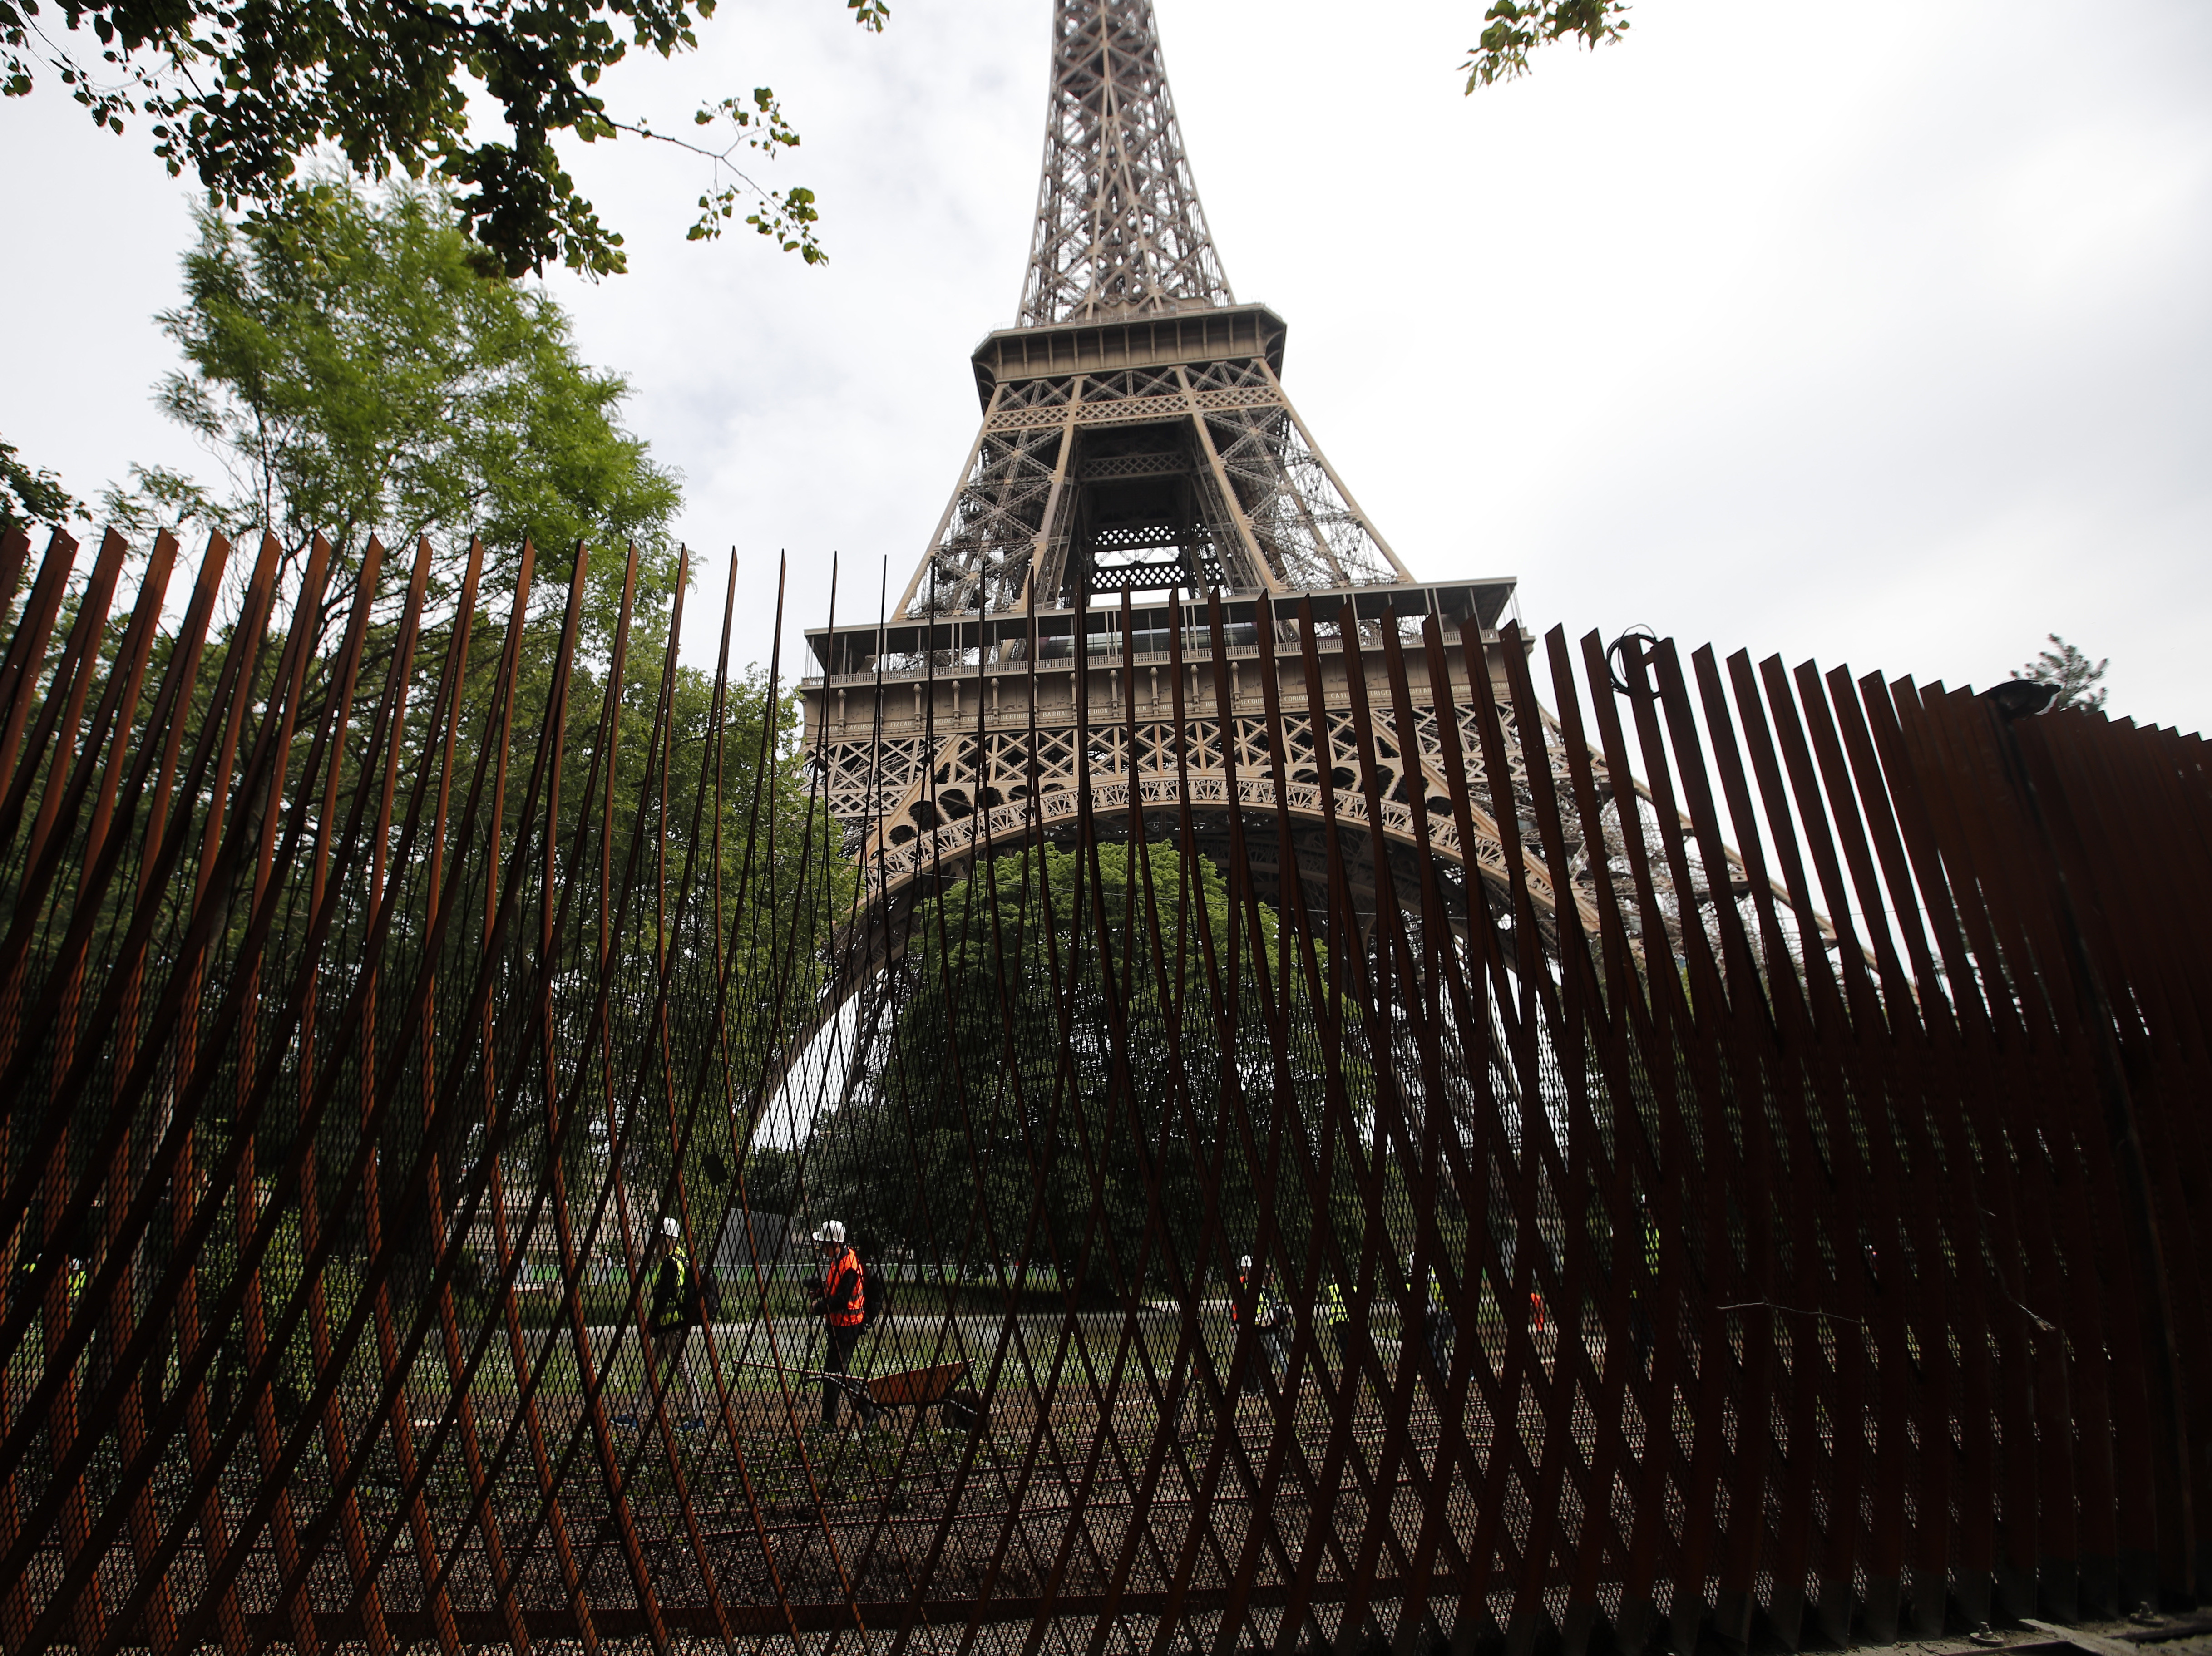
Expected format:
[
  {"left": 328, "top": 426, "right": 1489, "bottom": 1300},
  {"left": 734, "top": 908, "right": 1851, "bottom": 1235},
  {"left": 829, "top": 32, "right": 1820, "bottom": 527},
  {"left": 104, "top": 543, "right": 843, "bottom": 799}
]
[
  {"left": 811, "top": 1220, "right": 846, "bottom": 1245},
  {"left": 661, "top": 1217, "right": 680, "bottom": 1238},
  {"left": 1239, "top": 1255, "right": 1253, "bottom": 1269}
]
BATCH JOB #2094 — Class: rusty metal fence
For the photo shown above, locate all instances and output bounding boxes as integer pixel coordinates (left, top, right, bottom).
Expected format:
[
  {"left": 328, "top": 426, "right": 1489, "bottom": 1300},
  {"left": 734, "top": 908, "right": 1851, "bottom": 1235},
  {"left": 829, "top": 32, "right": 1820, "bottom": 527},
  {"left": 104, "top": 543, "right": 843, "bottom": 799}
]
[{"left": 0, "top": 522, "right": 2202, "bottom": 1653}]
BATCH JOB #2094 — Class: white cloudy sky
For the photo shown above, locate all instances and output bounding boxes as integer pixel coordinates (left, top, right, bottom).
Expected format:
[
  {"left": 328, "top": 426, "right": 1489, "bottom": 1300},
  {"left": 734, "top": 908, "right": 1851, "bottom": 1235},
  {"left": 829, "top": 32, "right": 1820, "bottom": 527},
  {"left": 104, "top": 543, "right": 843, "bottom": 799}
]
[{"left": 4, "top": 0, "right": 2208, "bottom": 730}]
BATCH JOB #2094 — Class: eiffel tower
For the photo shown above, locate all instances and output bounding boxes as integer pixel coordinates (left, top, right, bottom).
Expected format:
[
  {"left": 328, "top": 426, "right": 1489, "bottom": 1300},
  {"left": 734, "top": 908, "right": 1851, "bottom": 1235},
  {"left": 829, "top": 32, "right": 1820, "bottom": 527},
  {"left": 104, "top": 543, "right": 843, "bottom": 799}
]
[{"left": 802, "top": 0, "right": 1552, "bottom": 941}]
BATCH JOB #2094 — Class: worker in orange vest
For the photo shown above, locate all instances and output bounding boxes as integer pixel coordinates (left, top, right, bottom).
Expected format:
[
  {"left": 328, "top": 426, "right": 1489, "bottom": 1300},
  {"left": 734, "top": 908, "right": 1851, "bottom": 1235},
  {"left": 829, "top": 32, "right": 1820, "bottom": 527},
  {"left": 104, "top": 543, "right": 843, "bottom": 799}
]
[
  {"left": 1230, "top": 1255, "right": 1259, "bottom": 1394},
  {"left": 809, "top": 1220, "right": 877, "bottom": 1429}
]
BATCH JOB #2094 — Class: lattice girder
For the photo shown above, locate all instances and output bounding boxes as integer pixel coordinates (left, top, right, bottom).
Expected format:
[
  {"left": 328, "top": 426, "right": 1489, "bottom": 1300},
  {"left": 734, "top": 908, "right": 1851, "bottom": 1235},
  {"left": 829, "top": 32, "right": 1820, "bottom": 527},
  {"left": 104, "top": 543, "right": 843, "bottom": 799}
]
[
  {"left": 1020, "top": 0, "right": 1232, "bottom": 325},
  {"left": 895, "top": 0, "right": 1418, "bottom": 617},
  {"left": 899, "top": 360, "right": 1412, "bottom": 617},
  {"left": 830, "top": 683, "right": 1581, "bottom": 934},
  {"left": 813, "top": 632, "right": 1801, "bottom": 980}
]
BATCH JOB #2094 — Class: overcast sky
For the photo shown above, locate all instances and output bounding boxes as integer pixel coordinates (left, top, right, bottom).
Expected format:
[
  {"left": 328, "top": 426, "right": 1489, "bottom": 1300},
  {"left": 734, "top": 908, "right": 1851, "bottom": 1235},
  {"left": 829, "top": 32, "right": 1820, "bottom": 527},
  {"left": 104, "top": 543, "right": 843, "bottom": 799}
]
[{"left": 4, "top": 0, "right": 2208, "bottom": 731}]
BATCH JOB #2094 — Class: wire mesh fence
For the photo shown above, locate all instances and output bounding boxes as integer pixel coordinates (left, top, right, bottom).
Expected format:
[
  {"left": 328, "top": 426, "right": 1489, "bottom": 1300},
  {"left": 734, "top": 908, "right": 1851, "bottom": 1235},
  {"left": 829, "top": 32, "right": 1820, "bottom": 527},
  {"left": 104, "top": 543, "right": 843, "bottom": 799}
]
[{"left": 0, "top": 522, "right": 2202, "bottom": 1654}]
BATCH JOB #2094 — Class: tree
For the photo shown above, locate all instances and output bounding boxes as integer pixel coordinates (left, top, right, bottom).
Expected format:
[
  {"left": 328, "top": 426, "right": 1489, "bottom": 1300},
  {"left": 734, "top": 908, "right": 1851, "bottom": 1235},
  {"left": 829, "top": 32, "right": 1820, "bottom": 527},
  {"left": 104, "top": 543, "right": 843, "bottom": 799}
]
[
  {"left": 1463, "top": 0, "right": 1630, "bottom": 92},
  {"left": 801, "top": 842, "right": 1367, "bottom": 1306},
  {"left": 2, "top": 433, "right": 83, "bottom": 530},
  {"left": 0, "top": 0, "right": 887, "bottom": 276},
  {"left": 0, "top": 435, "right": 82, "bottom": 532},
  {"left": 2012, "top": 634, "right": 2110, "bottom": 713},
  {"left": 105, "top": 177, "right": 683, "bottom": 654},
  {"left": 84, "top": 175, "right": 861, "bottom": 1296}
]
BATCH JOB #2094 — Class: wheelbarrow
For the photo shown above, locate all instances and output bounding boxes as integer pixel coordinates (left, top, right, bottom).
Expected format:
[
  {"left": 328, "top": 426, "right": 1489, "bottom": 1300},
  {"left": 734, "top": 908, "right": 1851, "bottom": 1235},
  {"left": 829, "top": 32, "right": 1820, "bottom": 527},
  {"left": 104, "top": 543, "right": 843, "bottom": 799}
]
[
  {"left": 827, "top": 1358, "right": 985, "bottom": 1431},
  {"left": 726, "top": 1352, "right": 989, "bottom": 1431}
]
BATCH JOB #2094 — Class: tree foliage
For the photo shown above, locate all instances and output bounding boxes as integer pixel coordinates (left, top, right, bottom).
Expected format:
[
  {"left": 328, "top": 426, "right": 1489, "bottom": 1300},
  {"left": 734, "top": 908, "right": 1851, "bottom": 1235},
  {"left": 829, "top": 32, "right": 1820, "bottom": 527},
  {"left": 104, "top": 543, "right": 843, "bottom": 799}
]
[
  {"left": 0, "top": 434, "right": 81, "bottom": 532},
  {"left": 79, "top": 173, "right": 858, "bottom": 1271},
  {"left": 2012, "top": 633, "right": 2110, "bottom": 713},
  {"left": 0, "top": 0, "right": 888, "bottom": 275},
  {"left": 1463, "top": 0, "right": 1630, "bottom": 92},
  {"left": 8, "top": 171, "right": 851, "bottom": 1335},
  {"left": 801, "top": 842, "right": 1366, "bottom": 1305},
  {"left": 508, "top": 660, "right": 857, "bottom": 1291},
  {"left": 105, "top": 177, "right": 682, "bottom": 656}
]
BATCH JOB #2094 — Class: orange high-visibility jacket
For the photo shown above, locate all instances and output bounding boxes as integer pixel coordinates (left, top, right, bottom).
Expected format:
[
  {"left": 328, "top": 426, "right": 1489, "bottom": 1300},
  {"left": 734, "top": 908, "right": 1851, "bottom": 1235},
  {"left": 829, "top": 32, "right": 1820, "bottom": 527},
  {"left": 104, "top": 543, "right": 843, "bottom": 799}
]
[{"left": 821, "top": 1247, "right": 865, "bottom": 1328}]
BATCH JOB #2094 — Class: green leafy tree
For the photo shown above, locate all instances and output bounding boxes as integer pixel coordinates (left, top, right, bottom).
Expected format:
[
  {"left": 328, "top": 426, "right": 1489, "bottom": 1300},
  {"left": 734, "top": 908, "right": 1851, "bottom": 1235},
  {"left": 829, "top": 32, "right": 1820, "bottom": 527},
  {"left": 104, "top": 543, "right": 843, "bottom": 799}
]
[
  {"left": 104, "top": 177, "right": 683, "bottom": 655},
  {"left": 0, "top": 435, "right": 81, "bottom": 532},
  {"left": 0, "top": 0, "right": 888, "bottom": 275},
  {"left": 2012, "top": 634, "right": 2110, "bottom": 713},
  {"left": 79, "top": 174, "right": 856, "bottom": 1301},
  {"left": 1463, "top": 0, "right": 1630, "bottom": 91},
  {"left": 803, "top": 842, "right": 1366, "bottom": 1306}
]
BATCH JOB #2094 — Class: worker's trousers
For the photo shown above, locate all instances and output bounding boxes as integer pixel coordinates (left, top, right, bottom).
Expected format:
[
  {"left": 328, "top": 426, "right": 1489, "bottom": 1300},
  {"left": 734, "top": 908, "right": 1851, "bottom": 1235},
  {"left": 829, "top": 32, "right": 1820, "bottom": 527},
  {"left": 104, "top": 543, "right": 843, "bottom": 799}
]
[
  {"left": 1425, "top": 1310, "right": 1456, "bottom": 1375},
  {"left": 653, "top": 1326, "right": 702, "bottom": 1419},
  {"left": 822, "top": 1322, "right": 875, "bottom": 1427},
  {"left": 1328, "top": 1321, "right": 1358, "bottom": 1373}
]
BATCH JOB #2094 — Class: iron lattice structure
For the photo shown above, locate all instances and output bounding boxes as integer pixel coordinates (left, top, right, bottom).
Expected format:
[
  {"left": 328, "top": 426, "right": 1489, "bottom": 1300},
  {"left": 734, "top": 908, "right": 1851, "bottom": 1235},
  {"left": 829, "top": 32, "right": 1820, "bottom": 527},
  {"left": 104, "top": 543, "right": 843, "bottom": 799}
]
[
  {"left": 0, "top": 519, "right": 2206, "bottom": 1655},
  {"left": 1018, "top": 0, "right": 1230, "bottom": 327},
  {"left": 831, "top": 0, "right": 1490, "bottom": 1010},
  {"left": 893, "top": 0, "right": 1412, "bottom": 625},
  {"left": 0, "top": 0, "right": 2206, "bottom": 1647}
]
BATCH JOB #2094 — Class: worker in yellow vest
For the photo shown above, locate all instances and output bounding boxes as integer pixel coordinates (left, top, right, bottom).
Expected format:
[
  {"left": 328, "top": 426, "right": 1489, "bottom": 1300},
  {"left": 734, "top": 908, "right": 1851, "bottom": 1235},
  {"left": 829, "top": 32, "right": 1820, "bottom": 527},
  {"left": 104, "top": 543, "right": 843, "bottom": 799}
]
[
  {"left": 1408, "top": 1253, "right": 1455, "bottom": 1373},
  {"left": 641, "top": 1217, "right": 705, "bottom": 1429},
  {"left": 1317, "top": 1277, "right": 1353, "bottom": 1369}
]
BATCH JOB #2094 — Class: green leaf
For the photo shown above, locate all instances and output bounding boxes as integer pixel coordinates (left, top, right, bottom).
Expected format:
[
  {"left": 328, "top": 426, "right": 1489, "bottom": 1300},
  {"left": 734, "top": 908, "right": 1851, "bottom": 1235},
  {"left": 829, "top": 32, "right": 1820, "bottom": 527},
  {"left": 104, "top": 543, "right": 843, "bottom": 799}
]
[{"left": 11, "top": 0, "right": 881, "bottom": 275}]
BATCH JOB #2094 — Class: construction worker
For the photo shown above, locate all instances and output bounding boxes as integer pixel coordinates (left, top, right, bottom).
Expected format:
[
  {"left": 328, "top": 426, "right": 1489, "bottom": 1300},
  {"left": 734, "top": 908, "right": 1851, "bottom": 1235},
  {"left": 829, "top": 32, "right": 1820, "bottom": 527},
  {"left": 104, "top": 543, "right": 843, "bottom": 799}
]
[
  {"left": 1161, "top": 1267, "right": 1230, "bottom": 1440},
  {"left": 1408, "top": 1252, "right": 1455, "bottom": 1374},
  {"left": 1257, "top": 1271, "right": 1293, "bottom": 1390},
  {"left": 1230, "top": 1256, "right": 1293, "bottom": 1397},
  {"left": 810, "top": 1220, "right": 877, "bottom": 1429},
  {"left": 1230, "top": 1255, "right": 1264, "bottom": 1395},
  {"left": 1317, "top": 1276, "right": 1354, "bottom": 1370},
  {"left": 1629, "top": 1199, "right": 1660, "bottom": 1373},
  {"left": 647, "top": 1217, "right": 705, "bottom": 1428},
  {"left": 54, "top": 1251, "right": 91, "bottom": 1394}
]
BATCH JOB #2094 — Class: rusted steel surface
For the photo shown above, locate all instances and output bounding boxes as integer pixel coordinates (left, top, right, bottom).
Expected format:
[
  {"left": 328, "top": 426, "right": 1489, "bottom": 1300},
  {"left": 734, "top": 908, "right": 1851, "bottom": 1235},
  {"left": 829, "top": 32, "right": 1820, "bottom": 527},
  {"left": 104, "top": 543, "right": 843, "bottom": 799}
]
[{"left": 0, "top": 523, "right": 2202, "bottom": 1652}]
